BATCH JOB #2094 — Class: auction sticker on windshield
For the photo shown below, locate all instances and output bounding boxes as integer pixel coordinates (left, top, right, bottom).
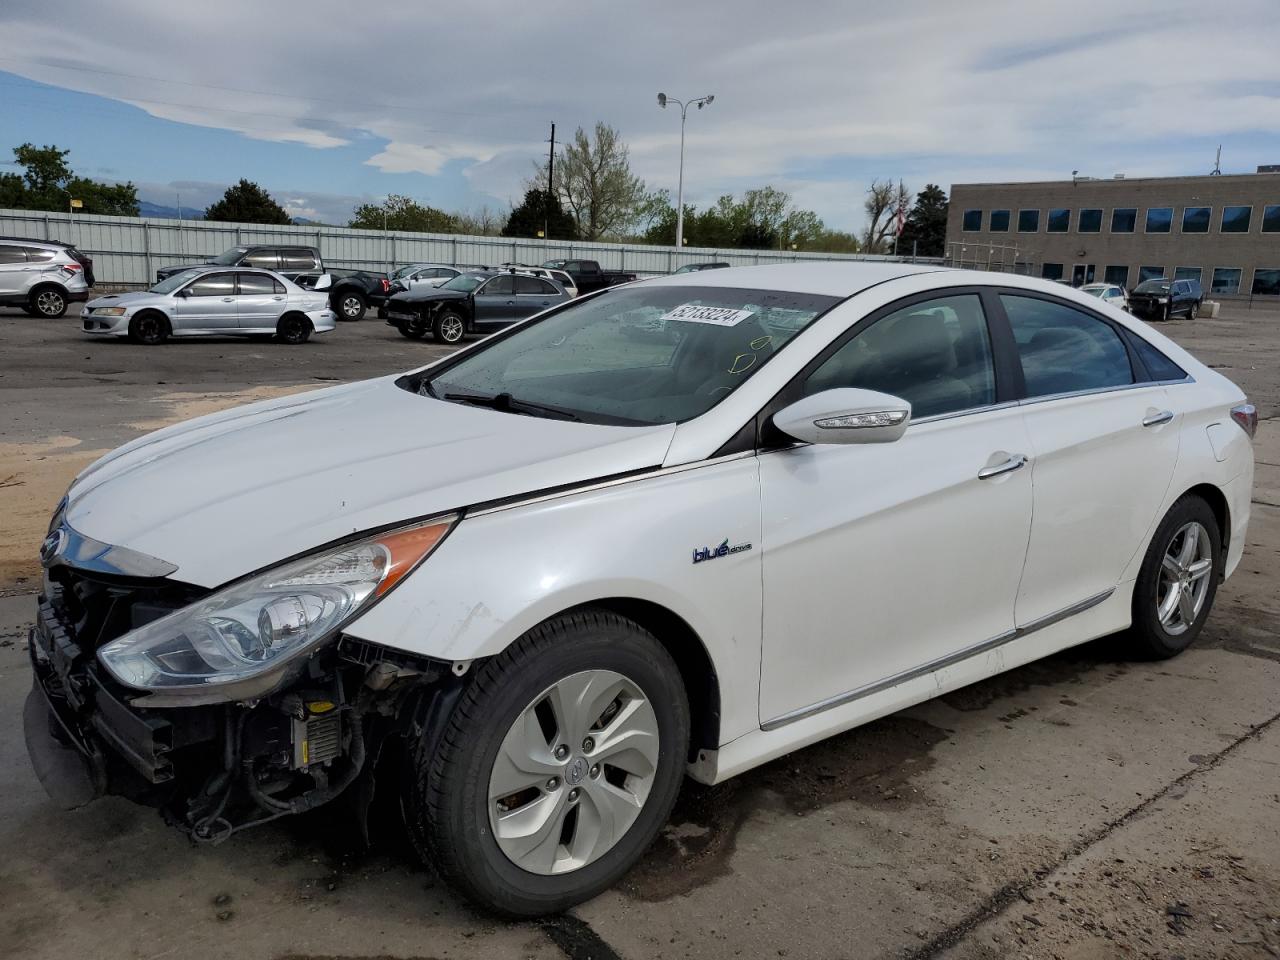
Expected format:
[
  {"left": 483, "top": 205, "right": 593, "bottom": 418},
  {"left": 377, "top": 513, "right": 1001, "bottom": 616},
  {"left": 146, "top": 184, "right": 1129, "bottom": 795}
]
[{"left": 661, "top": 304, "right": 756, "bottom": 327}]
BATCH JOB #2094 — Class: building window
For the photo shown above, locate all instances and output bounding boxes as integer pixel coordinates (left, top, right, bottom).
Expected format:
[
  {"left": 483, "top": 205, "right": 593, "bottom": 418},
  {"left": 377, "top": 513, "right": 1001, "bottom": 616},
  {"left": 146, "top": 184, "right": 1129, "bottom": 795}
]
[
  {"left": 1174, "top": 266, "right": 1202, "bottom": 284},
  {"left": 1103, "top": 265, "right": 1129, "bottom": 287},
  {"left": 1138, "top": 266, "right": 1166, "bottom": 284},
  {"left": 1018, "top": 209, "right": 1039, "bottom": 232},
  {"left": 1041, "top": 263, "right": 1064, "bottom": 281},
  {"left": 1046, "top": 208, "right": 1070, "bottom": 232},
  {"left": 1220, "top": 206, "right": 1251, "bottom": 233},
  {"left": 962, "top": 209, "right": 982, "bottom": 232},
  {"left": 1078, "top": 208, "right": 1102, "bottom": 232},
  {"left": 990, "top": 209, "right": 1010, "bottom": 232},
  {"left": 1111, "top": 208, "right": 1137, "bottom": 233},
  {"left": 1211, "top": 268, "right": 1242, "bottom": 294},
  {"left": 1252, "top": 268, "right": 1280, "bottom": 297},
  {"left": 1181, "top": 207, "right": 1211, "bottom": 233},
  {"left": 1145, "top": 207, "right": 1173, "bottom": 233},
  {"left": 1261, "top": 205, "right": 1280, "bottom": 233}
]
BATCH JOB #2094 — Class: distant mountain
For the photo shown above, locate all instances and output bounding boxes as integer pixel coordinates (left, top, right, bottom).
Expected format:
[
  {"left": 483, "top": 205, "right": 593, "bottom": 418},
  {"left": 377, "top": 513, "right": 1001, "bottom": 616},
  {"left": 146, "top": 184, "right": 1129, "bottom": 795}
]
[{"left": 138, "top": 201, "right": 205, "bottom": 220}]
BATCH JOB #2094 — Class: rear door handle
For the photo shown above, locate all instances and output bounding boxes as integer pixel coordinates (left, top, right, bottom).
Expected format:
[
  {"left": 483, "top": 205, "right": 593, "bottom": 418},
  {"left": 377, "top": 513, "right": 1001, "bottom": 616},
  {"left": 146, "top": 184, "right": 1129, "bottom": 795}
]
[
  {"left": 221, "top": 297, "right": 235, "bottom": 302},
  {"left": 978, "top": 453, "right": 1028, "bottom": 480},
  {"left": 272, "top": 296, "right": 285, "bottom": 301},
  {"left": 1142, "top": 410, "right": 1174, "bottom": 427}
]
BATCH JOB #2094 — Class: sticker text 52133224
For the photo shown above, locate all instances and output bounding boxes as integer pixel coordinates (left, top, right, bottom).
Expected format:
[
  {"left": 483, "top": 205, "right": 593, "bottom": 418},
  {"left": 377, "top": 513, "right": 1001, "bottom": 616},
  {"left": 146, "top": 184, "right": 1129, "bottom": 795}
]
[{"left": 661, "top": 304, "right": 757, "bottom": 327}]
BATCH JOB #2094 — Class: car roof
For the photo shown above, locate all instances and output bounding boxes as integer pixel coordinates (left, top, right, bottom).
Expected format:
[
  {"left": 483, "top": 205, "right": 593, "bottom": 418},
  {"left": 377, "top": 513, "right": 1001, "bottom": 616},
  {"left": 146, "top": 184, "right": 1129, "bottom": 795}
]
[
  {"left": 0, "top": 236, "right": 73, "bottom": 249},
  {"left": 641, "top": 261, "right": 945, "bottom": 297}
]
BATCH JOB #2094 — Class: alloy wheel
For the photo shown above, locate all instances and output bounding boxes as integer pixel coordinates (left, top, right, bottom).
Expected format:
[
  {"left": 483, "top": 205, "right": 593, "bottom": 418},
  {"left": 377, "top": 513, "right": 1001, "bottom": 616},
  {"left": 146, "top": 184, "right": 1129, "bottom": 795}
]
[
  {"left": 488, "top": 669, "right": 659, "bottom": 876},
  {"left": 441, "top": 315, "right": 464, "bottom": 343},
  {"left": 342, "top": 296, "right": 363, "bottom": 318},
  {"left": 1157, "top": 521, "right": 1213, "bottom": 636},
  {"left": 36, "top": 290, "right": 65, "bottom": 316}
]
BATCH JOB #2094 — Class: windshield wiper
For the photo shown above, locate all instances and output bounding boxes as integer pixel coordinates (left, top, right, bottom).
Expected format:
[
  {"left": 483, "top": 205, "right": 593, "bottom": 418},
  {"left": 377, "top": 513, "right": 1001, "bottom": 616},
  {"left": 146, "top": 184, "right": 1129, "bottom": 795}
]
[{"left": 441, "top": 391, "right": 582, "bottom": 421}]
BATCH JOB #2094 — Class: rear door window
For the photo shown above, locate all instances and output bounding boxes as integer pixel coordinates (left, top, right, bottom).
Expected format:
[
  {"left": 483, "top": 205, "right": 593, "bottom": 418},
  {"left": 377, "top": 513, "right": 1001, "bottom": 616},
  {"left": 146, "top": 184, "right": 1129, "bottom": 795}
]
[
  {"left": 481, "top": 276, "right": 516, "bottom": 296},
  {"left": 280, "top": 249, "right": 318, "bottom": 270},
  {"left": 0, "top": 246, "right": 26, "bottom": 264},
  {"left": 1001, "top": 295, "right": 1134, "bottom": 398},
  {"left": 23, "top": 246, "right": 57, "bottom": 262},
  {"left": 237, "top": 272, "right": 283, "bottom": 295}
]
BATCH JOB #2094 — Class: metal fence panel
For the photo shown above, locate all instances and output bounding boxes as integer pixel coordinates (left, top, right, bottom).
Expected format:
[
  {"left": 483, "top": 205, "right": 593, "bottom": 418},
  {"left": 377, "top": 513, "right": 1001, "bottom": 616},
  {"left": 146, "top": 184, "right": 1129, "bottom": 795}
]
[{"left": 0, "top": 208, "right": 942, "bottom": 288}]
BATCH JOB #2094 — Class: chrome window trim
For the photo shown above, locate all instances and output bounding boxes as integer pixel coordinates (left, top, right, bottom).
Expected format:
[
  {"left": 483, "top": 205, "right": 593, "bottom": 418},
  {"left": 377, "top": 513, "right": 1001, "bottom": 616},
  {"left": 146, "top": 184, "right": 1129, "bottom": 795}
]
[
  {"left": 760, "top": 589, "right": 1115, "bottom": 731},
  {"left": 1016, "top": 375, "right": 1193, "bottom": 408}
]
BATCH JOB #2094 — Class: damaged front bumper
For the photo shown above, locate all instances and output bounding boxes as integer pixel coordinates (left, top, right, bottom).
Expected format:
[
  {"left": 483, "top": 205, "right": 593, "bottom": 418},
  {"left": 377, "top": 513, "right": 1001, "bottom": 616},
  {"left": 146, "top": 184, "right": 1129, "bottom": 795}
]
[{"left": 24, "top": 573, "right": 451, "bottom": 841}]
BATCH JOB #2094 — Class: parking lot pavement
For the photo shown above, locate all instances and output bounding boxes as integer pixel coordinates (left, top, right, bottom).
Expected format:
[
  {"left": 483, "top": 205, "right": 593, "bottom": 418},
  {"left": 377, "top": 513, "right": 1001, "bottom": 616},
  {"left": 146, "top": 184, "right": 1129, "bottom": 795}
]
[{"left": 0, "top": 305, "right": 1277, "bottom": 959}]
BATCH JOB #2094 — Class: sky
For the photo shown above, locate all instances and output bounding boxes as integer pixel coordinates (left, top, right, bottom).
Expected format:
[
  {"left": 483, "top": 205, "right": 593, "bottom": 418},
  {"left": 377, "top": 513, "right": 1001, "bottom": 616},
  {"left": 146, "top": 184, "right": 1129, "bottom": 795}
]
[{"left": 2, "top": 0, "right": 1279, "bottom": 232}]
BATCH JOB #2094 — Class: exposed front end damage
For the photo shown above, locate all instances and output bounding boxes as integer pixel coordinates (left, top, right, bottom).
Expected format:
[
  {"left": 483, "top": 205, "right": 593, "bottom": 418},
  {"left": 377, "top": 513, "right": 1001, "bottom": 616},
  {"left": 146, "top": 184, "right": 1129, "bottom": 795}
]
[{"left": 24, "top": 565, "right": 451, "bottom": 843}]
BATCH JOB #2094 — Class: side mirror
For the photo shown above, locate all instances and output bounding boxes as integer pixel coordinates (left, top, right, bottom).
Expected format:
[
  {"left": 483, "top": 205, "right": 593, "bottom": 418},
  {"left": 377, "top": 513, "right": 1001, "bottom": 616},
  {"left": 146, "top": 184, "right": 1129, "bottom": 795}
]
[
  {"left": 313, "top": 273, "right": 333, "bottom": 291},
  {"left": 174, "top": 288, "right": 190, "bottom": 298},
  {"left": 772, "top": 388, "right": 911, "bottom": 445}
]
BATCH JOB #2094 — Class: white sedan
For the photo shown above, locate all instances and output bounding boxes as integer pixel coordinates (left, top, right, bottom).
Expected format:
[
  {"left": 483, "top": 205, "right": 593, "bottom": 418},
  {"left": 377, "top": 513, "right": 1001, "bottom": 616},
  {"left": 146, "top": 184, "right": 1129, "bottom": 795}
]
[{"left": 26, "top": 264, "right": 1255, "bottom": 916}]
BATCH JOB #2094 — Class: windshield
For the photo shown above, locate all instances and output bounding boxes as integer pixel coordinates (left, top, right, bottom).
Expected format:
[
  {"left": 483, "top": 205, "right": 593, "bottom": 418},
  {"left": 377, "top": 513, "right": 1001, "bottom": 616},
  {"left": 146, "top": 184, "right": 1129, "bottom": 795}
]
[
  {"left": 541, "top": 260, "right": 567, "bottom": 269},
  {"left": 442, "top": 274, "right": 485, "bottom": 292},
  {"left": 1135, "top": 280, "right": 1171, "bottom": 293},
  {"left": 420, "top": 285, "right": 839, "bottom": 425},
  {"left": 1081, "top": 286, "right": 1106, "bottom": 297},
  {"left": 150, "top": 270, "right": 198, "bottom": 294},
  {"left": 391, "top": 264, "right": 420, "bottom": 280},
  {"left": 212, "top": 247, "right": 249, "bottom": 265}
]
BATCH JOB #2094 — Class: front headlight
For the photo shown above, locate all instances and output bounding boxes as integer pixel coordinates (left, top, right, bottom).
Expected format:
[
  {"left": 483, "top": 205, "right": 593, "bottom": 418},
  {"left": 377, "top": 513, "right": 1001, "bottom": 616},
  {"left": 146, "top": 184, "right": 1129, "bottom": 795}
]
[
  {"left": 98, "top": 516, "right": 456, "bottom": 693},
  {"left": 94, "top": 307, "right": 127, "bottom": 316}
]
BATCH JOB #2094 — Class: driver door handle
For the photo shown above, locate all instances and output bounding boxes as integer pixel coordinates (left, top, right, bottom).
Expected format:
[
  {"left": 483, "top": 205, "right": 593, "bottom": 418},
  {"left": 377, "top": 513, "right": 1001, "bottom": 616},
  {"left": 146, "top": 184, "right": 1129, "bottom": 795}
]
[
  {"left": 221, "top": 297, "right": 235, "bottom": 302},
  {"left": 1142, "top": 410, "right": 1174, "bottom": 427},
  {"left": 978, "top": 453, "right": 1028, "bottom": 480}
]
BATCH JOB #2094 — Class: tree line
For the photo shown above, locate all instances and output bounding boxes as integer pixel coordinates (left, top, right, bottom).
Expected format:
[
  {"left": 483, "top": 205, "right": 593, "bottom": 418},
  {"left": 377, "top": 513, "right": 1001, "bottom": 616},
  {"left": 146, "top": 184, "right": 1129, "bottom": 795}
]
[{"left": 1, "top": 138, "right": 948, "bottom": 256}]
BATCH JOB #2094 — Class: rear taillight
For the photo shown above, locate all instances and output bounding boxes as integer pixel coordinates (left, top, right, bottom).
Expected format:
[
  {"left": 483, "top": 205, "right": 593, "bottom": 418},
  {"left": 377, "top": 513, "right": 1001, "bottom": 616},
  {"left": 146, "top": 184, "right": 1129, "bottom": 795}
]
[
  {"left": 381, "top": 278, "right": 390, "bottom": 292},
  {"left": 61, "top": 263, "right": 83, "bottom": 275},
  {"left": 1230, "top": 402, "right": 1258, "bottom": 439}
]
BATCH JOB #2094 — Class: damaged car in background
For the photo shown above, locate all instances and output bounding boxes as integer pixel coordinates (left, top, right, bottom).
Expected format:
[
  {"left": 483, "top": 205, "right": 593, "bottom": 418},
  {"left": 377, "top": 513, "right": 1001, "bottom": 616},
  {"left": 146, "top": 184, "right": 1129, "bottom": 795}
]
[{"left": 26, "top": 263, "right": 1255, "bottom": 917}]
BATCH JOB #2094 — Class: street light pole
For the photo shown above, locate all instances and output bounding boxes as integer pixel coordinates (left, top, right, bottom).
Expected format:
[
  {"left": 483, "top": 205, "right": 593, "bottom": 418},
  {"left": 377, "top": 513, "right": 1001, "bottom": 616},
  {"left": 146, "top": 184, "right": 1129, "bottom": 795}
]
[{"left": 657, "top": 92, "right": 713, "bottom": 251}]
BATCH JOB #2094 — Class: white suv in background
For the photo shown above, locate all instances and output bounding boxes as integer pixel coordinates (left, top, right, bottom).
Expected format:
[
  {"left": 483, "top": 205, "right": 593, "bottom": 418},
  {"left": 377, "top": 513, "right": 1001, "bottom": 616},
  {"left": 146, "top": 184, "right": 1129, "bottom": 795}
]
[{"left": 0, "top": 237, "right": 94, "bottom": 318}]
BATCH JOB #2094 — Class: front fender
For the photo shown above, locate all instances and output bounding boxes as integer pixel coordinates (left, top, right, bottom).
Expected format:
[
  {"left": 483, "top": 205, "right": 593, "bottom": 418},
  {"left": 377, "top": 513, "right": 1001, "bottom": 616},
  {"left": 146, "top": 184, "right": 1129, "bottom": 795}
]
[{"left": 342, "top": 456, "right": 763, "bottom": 744}]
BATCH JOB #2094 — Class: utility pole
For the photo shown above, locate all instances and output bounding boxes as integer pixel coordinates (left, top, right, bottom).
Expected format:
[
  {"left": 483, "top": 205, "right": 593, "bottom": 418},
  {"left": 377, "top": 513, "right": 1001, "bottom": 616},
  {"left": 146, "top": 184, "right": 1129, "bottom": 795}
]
[{"left": 545, "top": 122, "right": 556, "bottom": 240}]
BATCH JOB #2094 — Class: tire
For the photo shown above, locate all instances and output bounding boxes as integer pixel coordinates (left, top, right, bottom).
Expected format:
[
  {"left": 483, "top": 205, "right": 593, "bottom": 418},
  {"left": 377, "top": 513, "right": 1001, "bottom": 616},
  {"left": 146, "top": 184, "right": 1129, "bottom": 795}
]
[
  {"left": 336, "top": 291, "right": 367, "bottom": 321},
  {"left": 29, "top": 285, "right": 68, "bottom": 319},
  {"left": 127, "top": 311, "right": 169, "bottom": 345},
  {"left": 275, "top": 313, "right": 312, "bottom": 344},
  {"left": 399, "top": 314, "right": 427, "bottom": 339},
  {"left": 1187, "top": 301, "right": 1199, "bottom": 321},
  {"left": 432, "top": 309, "right": 466, "bottom": 344},
  {"left": 1126, "top": 495, "right": 1222, "bottom": 659},
  {"left": 407, "top": 609, "right": 690, "bottom": 917}
]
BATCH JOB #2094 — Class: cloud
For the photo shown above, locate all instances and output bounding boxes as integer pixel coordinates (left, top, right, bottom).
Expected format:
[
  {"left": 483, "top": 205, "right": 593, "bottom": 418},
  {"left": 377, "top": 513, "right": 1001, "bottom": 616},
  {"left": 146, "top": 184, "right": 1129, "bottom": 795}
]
[{"left": 1, "top": 0, "right": 1278, "bottom": 232}]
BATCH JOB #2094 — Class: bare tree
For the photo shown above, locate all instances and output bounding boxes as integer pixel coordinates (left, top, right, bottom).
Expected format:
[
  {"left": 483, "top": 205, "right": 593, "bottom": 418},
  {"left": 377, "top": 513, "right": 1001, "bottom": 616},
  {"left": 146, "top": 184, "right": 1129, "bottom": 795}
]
[
  {"left": 862, "top": 178, "right": 908, "bottom": 254},
  {"left": 530, "top": 122, "right": 646, "bottom": 241},
  {"left": 454, "top": 205, "right": 503, "bottom": 236}
]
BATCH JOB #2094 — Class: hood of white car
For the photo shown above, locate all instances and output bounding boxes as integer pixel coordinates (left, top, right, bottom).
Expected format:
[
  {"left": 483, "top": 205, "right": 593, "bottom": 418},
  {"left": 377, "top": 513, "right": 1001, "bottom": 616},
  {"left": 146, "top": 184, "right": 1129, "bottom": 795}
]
[{"left": 64, "top": 376, "right": 675, "bottom": 587}]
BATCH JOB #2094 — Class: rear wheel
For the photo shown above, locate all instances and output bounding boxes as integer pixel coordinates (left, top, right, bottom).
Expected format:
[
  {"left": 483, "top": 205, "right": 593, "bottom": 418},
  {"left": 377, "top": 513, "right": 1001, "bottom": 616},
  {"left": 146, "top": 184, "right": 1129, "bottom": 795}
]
[
  {"left": 336, "top": 291, "right": 367, "bottom": 321},
  {"left": 407, "top": 609, "right": 689, "bottom": 917},
  {"left": 127, "top": 311, "right": 169, "bottom": 345},
  {"left": 29, "top": 285, "right": 68, "bottom": 319},
  {"left": 1127, "top": 496, "right": 1221, "bottom": 659},
  {"left": 1187, "top": 301, "right": 1199, "bottom": 321},
  {"left": 432, "top": 310, "right": 466, "bottom": 344},
  {"left": 276, "top": 314, "right": 312, "bottom": 344}
]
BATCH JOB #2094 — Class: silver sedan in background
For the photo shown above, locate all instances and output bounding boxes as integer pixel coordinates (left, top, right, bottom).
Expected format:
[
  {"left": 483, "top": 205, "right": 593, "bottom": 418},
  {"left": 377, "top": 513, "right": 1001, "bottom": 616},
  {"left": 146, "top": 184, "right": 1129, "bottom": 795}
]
[{"left": 81, "top": 268, "right": 336, "bottom": 344}]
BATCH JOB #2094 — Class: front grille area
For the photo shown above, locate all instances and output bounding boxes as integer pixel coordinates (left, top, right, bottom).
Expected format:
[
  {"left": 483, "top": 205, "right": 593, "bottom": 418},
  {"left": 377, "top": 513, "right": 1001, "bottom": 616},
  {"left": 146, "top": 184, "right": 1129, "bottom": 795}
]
[{"left": 44, "top": 565, "right": 206, "bottom": 656}]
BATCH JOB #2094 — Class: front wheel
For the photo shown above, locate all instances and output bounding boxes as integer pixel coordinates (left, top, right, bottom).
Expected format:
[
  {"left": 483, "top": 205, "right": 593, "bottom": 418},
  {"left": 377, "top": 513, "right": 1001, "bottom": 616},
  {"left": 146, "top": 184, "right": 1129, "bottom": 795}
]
[
  {"left": 336, "top": 291, "right": 367, "bottom": 321},
  {"left": 1127, "top": 496, "right": 1222, "bottom": 659},
  {"left": 432, "top": 310, "right": 466, "bottom": 344},
  {"left": 407, "top": 609, "right": 690, "bottom": 917},
  {"left": 128, "top": 312, "right": 169, "bottom": 345}
]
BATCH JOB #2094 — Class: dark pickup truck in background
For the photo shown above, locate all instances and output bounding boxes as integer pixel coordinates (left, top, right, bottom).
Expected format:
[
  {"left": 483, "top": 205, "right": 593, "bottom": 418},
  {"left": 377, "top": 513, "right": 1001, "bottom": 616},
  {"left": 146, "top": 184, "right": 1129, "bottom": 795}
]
[
  {"left": 295, "top": 270, "right": 390, "bottom": 320},
  {"left": 540, "top": 258, "right": 636, "bottom": 294}
]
